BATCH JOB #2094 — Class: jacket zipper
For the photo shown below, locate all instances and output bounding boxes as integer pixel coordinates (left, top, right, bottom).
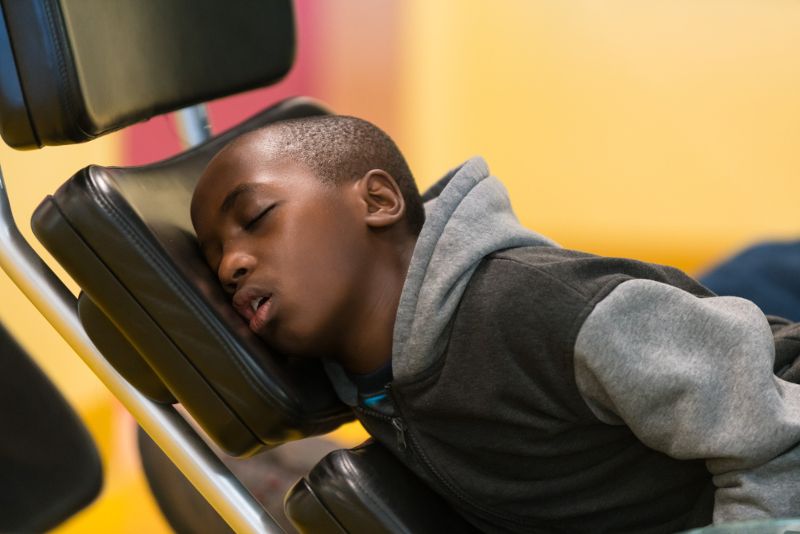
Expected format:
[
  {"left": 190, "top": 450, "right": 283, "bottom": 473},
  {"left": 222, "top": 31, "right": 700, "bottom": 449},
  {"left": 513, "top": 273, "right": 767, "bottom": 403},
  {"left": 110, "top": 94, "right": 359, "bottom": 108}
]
[
  {"left": 354, "top": 403, "right": 408, "bottom": 451},
  {"left": 384, "top": 386, "right": 518, "bottom": 528},
  {"left": 358, "top": 387, "right": 533, "bottom": 529},
  {"left": 391, "top": 417, "right": 408, "bottom": 450},
  {"left": 385, "top": 386, "right": 441, "bottom": 479}
]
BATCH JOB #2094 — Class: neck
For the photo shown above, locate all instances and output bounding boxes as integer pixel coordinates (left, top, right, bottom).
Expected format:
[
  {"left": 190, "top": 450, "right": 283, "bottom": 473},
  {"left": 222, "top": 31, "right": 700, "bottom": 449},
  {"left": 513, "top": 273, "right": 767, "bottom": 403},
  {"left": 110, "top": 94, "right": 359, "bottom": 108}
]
[{"left": 337, "top": 234, "right": 416, "bottom": 374}]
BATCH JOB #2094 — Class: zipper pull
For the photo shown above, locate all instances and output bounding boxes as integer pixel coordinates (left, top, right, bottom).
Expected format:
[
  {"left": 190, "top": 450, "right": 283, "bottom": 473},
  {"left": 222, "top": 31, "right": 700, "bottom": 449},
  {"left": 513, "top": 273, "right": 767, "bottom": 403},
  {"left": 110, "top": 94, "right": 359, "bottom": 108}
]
[{"left": 392, "top": 417, "right": 407, "bottom": 451}]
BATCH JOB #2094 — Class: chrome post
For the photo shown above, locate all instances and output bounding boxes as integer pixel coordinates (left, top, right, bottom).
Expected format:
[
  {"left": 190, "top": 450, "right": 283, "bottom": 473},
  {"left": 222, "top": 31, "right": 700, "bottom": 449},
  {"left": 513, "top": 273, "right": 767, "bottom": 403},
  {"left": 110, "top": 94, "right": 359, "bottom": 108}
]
[
  {"left": 175, "top": 103, "right": 212, "bottom": 147},
  {"left": 0, "top": 165, "right": 282, "bottom": 534}
]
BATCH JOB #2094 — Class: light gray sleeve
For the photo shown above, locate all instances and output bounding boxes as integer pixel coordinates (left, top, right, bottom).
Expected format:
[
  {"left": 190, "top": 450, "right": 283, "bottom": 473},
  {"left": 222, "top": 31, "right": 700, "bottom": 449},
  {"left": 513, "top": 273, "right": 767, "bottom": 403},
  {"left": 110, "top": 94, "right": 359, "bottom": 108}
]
[{"left": 574, "top": 279, "right": 800, "bottom": 523}]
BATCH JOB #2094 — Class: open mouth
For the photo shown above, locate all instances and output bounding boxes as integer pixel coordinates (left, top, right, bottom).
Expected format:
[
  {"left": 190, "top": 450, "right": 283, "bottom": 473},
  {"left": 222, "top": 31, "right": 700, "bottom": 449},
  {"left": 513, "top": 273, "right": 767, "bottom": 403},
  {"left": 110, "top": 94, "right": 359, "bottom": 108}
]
[
  {"left": 250, "top": 296, "right": 268, "bottom": 314},
  {"left": 247, "top": 293, "right": 274, "bottom": 334}
]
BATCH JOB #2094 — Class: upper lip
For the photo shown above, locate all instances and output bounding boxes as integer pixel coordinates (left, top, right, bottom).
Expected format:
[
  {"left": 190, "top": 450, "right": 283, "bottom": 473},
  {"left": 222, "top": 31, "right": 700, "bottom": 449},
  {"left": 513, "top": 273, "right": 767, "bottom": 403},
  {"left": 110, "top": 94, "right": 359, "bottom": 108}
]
[{"left": 232, "top": 286, "right": 272, "bottom": 321}]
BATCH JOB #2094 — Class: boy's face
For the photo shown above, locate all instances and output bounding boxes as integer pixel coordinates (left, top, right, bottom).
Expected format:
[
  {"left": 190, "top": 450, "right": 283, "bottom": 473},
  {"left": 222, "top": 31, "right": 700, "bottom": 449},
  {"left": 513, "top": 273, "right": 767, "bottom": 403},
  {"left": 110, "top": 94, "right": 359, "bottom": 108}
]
[{"left": 191, "top": 146, "right": 373, "bottom": 358}]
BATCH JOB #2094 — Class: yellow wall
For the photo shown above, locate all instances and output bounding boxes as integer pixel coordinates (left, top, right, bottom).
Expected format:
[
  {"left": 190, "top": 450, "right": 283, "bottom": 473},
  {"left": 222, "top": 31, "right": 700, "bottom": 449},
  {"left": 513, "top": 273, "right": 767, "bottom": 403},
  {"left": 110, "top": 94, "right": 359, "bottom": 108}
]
[
  {"left": 400, "top": 0, "right": 800, "bottom": 273},
  {"left": 0, "top": 138, "right": 116, "bottom": 408}
]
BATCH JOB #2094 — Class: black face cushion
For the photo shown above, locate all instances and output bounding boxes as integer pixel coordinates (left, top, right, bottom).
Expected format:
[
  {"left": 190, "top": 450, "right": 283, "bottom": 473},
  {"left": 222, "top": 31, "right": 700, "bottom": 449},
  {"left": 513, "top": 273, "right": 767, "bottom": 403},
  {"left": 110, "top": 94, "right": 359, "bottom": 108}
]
[
  {"left": 0, "top": 0, "right": 294, "bottom": 148},
  {"left": 285, "top": 440, "right": 480, "bottom": 534},
  {"left": 32, "top": 98, "right": 353, "bottom": 456}
]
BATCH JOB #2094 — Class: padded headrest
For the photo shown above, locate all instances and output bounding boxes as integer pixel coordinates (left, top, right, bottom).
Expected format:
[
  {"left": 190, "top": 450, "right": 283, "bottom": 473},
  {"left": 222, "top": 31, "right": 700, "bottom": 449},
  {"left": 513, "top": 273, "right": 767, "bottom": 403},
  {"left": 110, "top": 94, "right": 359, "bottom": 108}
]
[
  {"left": 0, "top": 0, "right": 294, "bottom": 149},
  {"left": 32, "top": 98, "right": 353, "bottom": 456}
]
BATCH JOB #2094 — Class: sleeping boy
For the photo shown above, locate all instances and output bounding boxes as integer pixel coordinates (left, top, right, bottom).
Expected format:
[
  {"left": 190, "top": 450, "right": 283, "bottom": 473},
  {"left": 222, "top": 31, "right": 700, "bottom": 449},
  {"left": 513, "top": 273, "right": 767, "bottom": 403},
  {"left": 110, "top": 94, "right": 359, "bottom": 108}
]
[{"left": 190, "top": 115, "right": 800, "bottom": 533}]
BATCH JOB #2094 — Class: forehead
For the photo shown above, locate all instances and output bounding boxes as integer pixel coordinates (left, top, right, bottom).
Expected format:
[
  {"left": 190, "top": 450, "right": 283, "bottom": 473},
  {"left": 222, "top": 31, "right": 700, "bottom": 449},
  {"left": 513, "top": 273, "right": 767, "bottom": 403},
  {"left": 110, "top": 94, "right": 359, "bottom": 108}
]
[{"left": 192, "top": 143, "right": 310, "bottom": 221}]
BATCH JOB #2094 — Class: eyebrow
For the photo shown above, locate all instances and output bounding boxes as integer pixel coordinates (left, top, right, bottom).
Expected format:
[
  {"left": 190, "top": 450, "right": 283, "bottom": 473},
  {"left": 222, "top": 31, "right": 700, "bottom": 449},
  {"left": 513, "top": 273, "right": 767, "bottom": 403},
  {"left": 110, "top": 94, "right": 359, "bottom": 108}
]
[{"left": 219, "top": 183, "right": 259, "bottom": 214}]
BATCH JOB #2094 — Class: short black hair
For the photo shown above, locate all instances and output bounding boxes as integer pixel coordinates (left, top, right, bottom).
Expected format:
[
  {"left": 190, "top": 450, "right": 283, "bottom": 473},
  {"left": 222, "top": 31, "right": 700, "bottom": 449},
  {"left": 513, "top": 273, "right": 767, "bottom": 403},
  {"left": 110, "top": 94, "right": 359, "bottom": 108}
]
[{"left": 235, "top": 115, "right": 425, "bottom": 235}]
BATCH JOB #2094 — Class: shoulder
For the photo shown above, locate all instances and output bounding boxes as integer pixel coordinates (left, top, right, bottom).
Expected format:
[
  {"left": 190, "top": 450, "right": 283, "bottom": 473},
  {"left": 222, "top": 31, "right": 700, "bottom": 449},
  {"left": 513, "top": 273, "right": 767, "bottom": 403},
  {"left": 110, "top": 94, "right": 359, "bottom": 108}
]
[
  {"left": 456, "top": 246, "right": 714, "bottom": 355},
  {"left": 453, "top": 247, "right": 613, "bottom": 356},
  {"left": 474, "top": 246, "right": 711, "bottom": 302}
]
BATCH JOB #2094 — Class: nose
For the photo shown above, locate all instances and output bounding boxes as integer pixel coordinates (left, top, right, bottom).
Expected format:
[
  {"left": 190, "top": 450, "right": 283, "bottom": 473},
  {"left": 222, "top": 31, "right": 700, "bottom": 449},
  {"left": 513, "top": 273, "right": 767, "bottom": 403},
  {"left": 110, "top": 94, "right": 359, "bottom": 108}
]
[{"left": 218, "top": 249, "right": 256, "bottom": 294}]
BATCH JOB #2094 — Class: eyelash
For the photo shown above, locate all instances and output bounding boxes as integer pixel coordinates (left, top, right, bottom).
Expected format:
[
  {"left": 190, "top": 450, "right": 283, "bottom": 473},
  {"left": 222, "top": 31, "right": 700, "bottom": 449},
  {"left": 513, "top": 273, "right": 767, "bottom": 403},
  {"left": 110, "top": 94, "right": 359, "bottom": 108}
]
[{"left": 244, "top": 205, "right": 274, "bottom": 231}]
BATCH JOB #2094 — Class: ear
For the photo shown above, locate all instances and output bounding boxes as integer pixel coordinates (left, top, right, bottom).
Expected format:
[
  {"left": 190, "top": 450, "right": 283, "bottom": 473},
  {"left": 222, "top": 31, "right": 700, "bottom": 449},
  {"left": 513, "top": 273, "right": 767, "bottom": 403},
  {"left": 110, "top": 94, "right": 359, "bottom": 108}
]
[{"left": 357, "top": 169, "right": 406, "bottom": 228}]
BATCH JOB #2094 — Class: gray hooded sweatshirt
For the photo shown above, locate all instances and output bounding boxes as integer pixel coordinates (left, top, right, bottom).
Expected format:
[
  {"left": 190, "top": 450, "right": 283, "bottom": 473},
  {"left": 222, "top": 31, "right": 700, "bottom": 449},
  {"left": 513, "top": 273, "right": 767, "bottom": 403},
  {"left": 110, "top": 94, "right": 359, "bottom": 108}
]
[{"left": 332, "top": 156, "right": 800, "bottom": 532}]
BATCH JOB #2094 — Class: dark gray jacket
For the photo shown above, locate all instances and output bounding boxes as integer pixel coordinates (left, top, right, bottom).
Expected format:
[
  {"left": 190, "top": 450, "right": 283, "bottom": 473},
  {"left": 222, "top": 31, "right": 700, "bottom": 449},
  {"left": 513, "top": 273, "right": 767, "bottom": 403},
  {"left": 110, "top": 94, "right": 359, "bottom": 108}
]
[{"left": 329, "top": 157, "right": 800, "bottom": 532}]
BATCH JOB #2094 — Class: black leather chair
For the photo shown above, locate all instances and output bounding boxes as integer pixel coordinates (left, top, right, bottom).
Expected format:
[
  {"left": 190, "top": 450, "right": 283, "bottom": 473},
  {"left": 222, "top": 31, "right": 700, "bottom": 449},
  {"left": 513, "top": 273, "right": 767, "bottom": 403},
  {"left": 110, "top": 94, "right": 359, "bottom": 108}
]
[
  {"left": 0, "top": 0, "right": 474, "bottom": 531},
  {"left": 0, "top": 322, "right": 102, "bottom": 533}
]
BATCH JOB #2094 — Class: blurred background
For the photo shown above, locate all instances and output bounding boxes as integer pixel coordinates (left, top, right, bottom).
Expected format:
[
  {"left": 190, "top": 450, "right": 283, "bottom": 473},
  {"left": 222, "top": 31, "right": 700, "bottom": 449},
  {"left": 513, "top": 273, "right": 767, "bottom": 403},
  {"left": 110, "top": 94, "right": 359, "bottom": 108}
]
[{"left": 2, "top": 0, "right": 800, "bottom": 531}]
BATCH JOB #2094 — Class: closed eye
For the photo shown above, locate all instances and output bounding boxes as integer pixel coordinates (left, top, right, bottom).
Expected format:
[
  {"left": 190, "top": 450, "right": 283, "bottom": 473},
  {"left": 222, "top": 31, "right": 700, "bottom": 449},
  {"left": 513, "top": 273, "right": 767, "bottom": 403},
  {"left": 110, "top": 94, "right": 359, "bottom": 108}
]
[{"left": 244, "top": 204, "right": 275, "bottom": 231}]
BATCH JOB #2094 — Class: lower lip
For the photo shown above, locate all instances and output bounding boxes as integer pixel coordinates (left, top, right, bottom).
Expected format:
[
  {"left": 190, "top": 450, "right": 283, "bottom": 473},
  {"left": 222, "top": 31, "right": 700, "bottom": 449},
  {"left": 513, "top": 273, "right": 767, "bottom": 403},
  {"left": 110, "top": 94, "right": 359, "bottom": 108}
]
[{"left": 249, "top": 297, "right": 274, "bottom": 333}]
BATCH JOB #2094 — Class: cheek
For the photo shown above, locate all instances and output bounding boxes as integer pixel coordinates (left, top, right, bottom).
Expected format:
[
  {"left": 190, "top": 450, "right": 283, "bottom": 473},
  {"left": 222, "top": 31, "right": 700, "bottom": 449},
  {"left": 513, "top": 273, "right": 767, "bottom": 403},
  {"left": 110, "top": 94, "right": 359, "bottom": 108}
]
[
  {"left": 280, "top": 219, "right": 366, "bottom": 319},
  {"left": 272, "top": 243, "right": 358, "bottom": 354},
  {"left": 292, "top": 233, "right": 361, "bottom": 304}
]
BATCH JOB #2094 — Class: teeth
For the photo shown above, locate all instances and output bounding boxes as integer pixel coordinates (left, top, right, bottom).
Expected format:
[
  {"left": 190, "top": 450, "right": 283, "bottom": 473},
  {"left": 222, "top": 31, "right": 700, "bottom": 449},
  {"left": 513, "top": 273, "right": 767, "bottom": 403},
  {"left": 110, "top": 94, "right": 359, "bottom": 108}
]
[{"left": 250, "top": 296, "right": 266, "bottom": 313}]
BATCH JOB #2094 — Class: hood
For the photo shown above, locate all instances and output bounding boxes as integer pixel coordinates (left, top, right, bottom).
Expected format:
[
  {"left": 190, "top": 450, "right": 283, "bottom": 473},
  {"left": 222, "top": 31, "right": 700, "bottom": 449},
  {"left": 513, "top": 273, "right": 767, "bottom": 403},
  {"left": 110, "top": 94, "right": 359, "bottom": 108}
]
[{"left": 392, "top": 156, "right": 558, "bottom": 382}]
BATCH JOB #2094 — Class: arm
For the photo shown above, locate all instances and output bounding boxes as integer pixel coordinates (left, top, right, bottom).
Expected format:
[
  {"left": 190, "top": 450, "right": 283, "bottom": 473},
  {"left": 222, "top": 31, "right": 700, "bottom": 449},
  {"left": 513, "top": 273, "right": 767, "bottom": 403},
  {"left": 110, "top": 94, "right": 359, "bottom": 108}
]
[{"left": 574, "top": 279, "right": 800, "bottom": 523}]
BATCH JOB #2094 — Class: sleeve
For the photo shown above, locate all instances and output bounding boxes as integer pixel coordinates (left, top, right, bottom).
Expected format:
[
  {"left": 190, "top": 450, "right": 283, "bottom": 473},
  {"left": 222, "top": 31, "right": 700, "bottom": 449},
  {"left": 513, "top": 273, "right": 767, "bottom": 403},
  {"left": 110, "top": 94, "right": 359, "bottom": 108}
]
[{"left": 573, "top": 279, "right": 800, "bottom": 523}]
